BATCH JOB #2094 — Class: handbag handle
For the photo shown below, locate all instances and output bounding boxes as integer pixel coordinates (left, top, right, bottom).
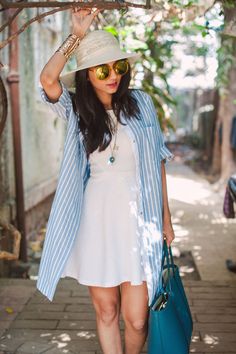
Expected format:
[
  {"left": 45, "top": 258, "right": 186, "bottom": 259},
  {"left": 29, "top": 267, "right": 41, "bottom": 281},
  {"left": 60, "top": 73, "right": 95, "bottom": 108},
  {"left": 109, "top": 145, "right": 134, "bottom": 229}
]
[
  {"left": 152, "top": 241, "right": 174, "bottom": 304},
  {"left": 162, "top": 240, "right": 175, "bottom": 294},
  {"left": 162, "top": 240, "right": 174, "bottom": 269}
]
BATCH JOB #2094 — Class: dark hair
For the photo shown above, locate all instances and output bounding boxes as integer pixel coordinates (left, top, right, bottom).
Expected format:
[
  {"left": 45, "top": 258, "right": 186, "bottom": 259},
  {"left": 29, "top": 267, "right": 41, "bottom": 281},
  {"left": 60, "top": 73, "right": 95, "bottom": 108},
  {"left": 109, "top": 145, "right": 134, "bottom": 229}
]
[{"left": 70, "top": 64, "right": 140, "bottom": 158}]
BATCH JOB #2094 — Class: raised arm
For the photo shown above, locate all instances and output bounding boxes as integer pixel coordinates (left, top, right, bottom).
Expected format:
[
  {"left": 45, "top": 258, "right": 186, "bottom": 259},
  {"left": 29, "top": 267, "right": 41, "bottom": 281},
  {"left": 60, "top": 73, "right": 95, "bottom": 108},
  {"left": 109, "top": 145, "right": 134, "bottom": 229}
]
[
  {"left": 40, "top": 52, "right": 68, "bottom": 103},
  {"left": 40, "top": 6, "right": 101, "bottom": 103}
]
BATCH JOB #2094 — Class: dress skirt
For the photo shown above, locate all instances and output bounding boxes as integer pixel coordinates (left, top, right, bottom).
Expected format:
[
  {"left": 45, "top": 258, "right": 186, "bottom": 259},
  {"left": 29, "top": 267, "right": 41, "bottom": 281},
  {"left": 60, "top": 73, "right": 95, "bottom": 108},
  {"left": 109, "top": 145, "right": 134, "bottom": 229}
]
[{"left": 61, "top": 110, "right": 146, "bottom": 287}]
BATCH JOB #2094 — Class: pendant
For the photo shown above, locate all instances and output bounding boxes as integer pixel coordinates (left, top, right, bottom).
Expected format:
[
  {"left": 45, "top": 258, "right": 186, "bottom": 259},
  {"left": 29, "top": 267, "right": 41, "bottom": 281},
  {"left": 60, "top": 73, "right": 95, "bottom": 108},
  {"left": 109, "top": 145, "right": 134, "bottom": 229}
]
[{"left": 108, "top": 156, "right": 115, "bottom": 164}]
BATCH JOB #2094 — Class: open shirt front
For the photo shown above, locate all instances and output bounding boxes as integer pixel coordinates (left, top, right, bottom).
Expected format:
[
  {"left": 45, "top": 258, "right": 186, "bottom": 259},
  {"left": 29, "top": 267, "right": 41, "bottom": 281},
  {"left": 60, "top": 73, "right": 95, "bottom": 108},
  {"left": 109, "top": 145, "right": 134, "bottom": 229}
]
[{"left": 36, "top": 81, "right": 174, "bottom": 306}]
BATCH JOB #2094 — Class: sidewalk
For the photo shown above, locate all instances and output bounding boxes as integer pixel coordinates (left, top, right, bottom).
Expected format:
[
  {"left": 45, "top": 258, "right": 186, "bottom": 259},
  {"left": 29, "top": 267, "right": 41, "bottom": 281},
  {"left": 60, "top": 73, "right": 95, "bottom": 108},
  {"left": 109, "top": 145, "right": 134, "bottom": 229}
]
[
  {"left": 166, "top": 161, "right": 236, "bottom": 282},
  {"left": 0, "top": 161, "right": 236, "bottom": 353},
  {"left": 0, "top": 278, "right": 236, "bottom": 354}
]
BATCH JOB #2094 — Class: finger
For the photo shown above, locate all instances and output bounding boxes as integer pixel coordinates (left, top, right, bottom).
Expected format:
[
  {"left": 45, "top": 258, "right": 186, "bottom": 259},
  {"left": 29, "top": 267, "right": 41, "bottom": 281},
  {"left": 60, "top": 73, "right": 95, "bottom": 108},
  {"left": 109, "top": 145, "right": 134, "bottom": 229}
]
[
  {"left": 82, "top": 7, "right": 92, "bottom": 12},
  {"left": 72, "top": 5, "right": 81, "bottom": 13},
  {"left": 73, "top": 7, "right": 80, "bottom": 13},
  {"left": 93, "top": 8, "right": 102, "bottom": 16}
]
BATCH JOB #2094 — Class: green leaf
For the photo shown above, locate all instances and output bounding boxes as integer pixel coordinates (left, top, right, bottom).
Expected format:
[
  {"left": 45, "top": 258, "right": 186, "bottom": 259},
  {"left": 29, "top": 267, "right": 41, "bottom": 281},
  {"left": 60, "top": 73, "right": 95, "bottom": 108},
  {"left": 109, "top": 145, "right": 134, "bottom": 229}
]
[{"left": 104, "top": 26, "right": 119, "bottom": 38}]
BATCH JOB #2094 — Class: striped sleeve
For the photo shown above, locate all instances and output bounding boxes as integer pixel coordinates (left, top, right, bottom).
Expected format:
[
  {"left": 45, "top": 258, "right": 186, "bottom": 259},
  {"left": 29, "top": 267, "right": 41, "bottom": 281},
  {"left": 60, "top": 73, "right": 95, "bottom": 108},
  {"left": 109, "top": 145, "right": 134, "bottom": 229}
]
[
  {"left": 145, "top": 93, "right": 174, "bottom": 163},
  {"left": 38, "top": 80, "right": 73, "bottom": 122}
]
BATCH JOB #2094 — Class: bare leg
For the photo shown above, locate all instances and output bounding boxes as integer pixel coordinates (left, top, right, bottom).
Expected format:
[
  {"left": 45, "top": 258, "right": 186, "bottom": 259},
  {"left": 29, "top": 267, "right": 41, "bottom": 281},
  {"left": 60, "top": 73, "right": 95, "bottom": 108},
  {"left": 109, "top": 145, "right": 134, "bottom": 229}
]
[
  {"left": 88, "top": 285, "right": 123, "bottom": 354},
  {"left": 120, "top": 281, "right": 149, "bottom": 354}
]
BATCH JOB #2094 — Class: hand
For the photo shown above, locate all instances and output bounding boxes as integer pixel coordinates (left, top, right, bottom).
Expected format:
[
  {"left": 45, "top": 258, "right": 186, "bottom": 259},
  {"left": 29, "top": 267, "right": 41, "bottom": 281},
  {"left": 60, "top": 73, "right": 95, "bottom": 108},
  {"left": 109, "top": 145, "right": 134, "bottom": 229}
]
[
  {"left": 71, "top": 2, "right": 101, "bottom": 39},
  {"left": 163, "top": 218, "right": 175, "bottom": 247}
]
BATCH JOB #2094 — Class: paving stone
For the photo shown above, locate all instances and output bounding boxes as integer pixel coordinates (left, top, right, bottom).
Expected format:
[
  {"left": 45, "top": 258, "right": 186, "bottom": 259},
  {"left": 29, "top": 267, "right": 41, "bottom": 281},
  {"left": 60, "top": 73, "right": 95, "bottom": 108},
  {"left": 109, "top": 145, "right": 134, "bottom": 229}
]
[
  {"left": 189, "top": 292, "right": 233, "bottom": 299},
  {"left": 0, "top": 278, "right": 236, "bottom": 353},
  {"left": 57, "top": 319, "right": 124, "bottom": 331},
  {"left": 62, "top": 340, "right": 101, "bottom": 351},
  {"left": 35, "top": 291, "right": 72, "bottom": 299},
  {"left": 2, "top": 329, "right": 98, "bottom": 341},
  {"left": 0, "top": 323, "right": 11, "bottom": 331},
  {"left": 0, "top": 279, "right": 36, "bottom": 287},
  {"left": 43, "top": 347, "right": 75, "bottom": 354},
  {"left": 0, "top": 301, "right": 26, "bottom": 316},
  {"left": 189, "top": 287, "right": 235, "bottom": 293},
  {"left": 56, "top": 320, "right": 98, "bottom": 331},
  {"left": 24, "top": 304, "right": 66, "bottom": 312},
  {"left": 196, "top": 314, "right": 236, "bottom": 323},
  {"left": 57, "top": 279, "right": 81, "bottom": 289},
  {"left": 199, "top": 332, "right": 236, "bottom": 342},
  {"left": 190, "top": 307, "right": 236, "bottom": 314},
  {"left": 194, "top": 323, "right": 236, "bottom": 332},
  {"left": 0, "top": 286, "right": 36, "bottom": 299},
  {"left": 65, "top": 305, "right": 94, "bottom": 312},
  {"left": 29, "top": 297, "right": 92, "bottom": 305},
  {"left": 11, "top": 320, "right": 58, "bottom": 330},
  {"left": 0, "top": 331, "right": 6, "bottom": 339},
  {"left": 0, "top": 338, "right": 24, "bottom": 352},
  {"left": 192, "top": 300, "right": 236, "bottom": 307},
  {"left": 190, "top": 342, "right": 236, "bottom": 352},
  {"left": 17, "top": 311, "right": 96, "bottom": 321},
  {"left": 16, "top": 341, "right": 54, "bottom": 353},
  {"left": 0, "top": 298, "right": 30, "bottom": 306},
  {"left": 184, "top": 280, "right": 236, "bottom": 287},
  {"left": 71, "top": 289, "right": 90, "bottom": 297},
  {"left": 0, "top": 308, "right": 22, "bottom": 321}
]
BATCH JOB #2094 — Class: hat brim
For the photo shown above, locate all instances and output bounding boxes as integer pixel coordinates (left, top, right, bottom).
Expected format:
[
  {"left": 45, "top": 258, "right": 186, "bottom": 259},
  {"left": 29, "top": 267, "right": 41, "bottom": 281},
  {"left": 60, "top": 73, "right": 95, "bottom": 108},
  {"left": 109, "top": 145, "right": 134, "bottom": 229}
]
[{"left": 59, "top": 52, "right": 141, "bottom": 90}]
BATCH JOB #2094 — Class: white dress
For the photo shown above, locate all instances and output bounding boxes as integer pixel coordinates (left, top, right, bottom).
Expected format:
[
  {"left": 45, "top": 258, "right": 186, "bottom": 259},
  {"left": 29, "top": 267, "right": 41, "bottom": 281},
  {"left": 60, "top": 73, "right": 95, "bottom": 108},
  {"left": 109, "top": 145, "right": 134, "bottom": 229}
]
[{"left": 61, "top": 110, "right": 146, "bottom": 287}]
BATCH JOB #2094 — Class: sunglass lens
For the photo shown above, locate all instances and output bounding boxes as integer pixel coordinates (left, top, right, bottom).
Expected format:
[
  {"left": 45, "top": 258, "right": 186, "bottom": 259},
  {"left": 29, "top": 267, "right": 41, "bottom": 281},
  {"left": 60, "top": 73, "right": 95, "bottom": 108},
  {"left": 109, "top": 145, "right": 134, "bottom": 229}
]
[
  {"left": 95, "top": 65, "right": 110, "bottom": 80},
  {"left": 114, "top": 60, "right": 129, "bottom": 75}
]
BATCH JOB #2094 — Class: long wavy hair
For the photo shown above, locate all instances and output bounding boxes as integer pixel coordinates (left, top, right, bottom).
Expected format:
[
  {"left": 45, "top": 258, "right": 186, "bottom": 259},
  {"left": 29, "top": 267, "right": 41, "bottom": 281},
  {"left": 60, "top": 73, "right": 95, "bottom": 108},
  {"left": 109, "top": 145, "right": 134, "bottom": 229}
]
[{"left": 70, "top": 64, "right": 140, "bottom": 158}]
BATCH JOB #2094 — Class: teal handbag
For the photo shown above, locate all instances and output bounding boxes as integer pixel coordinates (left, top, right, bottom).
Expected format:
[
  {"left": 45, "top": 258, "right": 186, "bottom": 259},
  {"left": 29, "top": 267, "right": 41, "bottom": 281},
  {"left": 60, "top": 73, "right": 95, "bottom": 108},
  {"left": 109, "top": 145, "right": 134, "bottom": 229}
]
[{"left": 147, "top": 242, "right": 193, "bottom": 354}]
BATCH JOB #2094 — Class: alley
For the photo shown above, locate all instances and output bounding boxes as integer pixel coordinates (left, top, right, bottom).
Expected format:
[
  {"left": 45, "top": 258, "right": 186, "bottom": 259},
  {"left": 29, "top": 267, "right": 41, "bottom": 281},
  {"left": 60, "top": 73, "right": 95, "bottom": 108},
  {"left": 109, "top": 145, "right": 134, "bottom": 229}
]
[{"left": 0, "top": 161, "right": 236, "bottom": 354}]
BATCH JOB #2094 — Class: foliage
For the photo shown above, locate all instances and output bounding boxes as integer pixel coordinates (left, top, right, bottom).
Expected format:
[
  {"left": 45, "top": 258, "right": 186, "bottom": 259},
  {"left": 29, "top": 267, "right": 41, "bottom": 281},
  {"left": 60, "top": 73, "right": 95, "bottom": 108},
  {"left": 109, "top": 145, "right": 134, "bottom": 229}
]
[
  {"left": 102, "top": 0, "right": 236, "bottom": 130},
  {"left": 216, "top": 36, "right": 236, "bottom": 90},
  {"left": 103, "top": 15, "right": 177, "bottom": 131},
  {"left": 183, "top": 132, "right": 202, "bottom": 148},
  {"left": 167, "top": 0, "right": 199, "bottom": 6},
  {"left": 223, "top": 0, "right": 236, "bottom": 9}
]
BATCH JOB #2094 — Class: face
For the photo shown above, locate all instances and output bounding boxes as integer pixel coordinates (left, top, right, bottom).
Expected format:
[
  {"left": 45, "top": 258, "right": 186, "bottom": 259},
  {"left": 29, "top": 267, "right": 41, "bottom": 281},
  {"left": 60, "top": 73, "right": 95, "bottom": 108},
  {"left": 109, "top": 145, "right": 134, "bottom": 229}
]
[{"left": 87, "top": 60, "right": 129, "bottom": 96}]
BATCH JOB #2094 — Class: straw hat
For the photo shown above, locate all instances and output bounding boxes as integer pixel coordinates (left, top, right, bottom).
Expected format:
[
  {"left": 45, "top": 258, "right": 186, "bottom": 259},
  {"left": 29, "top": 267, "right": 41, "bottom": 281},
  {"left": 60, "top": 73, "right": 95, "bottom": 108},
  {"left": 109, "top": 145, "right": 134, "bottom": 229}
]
[{"left": 59, "top": 30, "right": 140, "bottom": 90}]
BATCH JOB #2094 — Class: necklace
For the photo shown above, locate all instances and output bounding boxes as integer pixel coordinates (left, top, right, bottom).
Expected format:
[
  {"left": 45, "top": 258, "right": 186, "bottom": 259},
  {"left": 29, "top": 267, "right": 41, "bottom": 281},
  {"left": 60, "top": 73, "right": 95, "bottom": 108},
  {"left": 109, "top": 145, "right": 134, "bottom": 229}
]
[{"left": 108, "top": 112, "right": 119, "bottom": 165}]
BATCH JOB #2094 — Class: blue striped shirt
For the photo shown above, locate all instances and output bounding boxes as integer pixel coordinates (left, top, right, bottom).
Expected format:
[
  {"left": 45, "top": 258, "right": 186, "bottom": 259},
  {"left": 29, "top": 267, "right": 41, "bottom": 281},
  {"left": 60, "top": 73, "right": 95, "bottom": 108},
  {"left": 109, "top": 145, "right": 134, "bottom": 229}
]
[{"left": 36, "top": 81, "right": 174, "bottom": 306}]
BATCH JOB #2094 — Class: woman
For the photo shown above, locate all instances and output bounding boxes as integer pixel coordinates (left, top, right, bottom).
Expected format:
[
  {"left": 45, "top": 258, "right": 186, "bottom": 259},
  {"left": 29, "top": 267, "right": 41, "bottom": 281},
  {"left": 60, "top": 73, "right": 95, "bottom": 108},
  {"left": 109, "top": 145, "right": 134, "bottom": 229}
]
[{"left": 37, "top": 6, "right": 175, "bottom": 354}]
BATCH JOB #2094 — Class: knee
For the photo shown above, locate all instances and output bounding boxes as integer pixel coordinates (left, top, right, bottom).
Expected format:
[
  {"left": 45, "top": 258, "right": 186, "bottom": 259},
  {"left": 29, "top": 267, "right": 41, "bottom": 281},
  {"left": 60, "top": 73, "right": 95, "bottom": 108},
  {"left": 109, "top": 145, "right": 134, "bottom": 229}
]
[
  {"left": 125, "top": 318, "right": 148, "bottom": 332},
  {"left": 95, "top": 304, "right": 120, "bottom": 326}
]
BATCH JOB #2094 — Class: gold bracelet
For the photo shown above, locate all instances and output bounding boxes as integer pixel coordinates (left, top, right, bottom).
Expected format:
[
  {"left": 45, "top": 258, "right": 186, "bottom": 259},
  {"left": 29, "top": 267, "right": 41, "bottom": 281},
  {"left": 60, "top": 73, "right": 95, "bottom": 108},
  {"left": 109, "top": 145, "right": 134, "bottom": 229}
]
[{"left": 56, "top": 33, "right": 82, "bottom": 61}]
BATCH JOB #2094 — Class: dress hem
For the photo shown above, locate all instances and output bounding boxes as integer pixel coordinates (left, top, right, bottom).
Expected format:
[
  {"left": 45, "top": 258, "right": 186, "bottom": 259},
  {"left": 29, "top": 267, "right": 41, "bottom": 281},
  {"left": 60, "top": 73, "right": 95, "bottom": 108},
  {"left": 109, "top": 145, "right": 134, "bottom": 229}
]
[{"left": 61, "top": 275, "right": 147, "bottom": 287}]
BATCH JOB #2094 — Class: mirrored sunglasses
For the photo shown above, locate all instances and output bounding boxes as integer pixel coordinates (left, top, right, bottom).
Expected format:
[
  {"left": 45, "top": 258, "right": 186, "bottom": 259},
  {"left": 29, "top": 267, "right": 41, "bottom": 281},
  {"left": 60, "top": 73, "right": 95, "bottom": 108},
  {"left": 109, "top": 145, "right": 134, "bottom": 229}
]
[{"left": 89, "top": 59, "right": 129, "bottom": 80}]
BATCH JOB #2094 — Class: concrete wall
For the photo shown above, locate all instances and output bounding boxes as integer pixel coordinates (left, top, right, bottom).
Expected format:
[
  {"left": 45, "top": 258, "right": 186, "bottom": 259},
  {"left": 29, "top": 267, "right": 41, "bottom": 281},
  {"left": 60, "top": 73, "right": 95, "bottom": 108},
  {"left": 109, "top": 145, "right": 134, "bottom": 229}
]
[
  {"left": 0, "top": 17, "right": 15, "bottom": 224},
  {"left": 0, "top": 8, "right": 71, "bottom": 254}
]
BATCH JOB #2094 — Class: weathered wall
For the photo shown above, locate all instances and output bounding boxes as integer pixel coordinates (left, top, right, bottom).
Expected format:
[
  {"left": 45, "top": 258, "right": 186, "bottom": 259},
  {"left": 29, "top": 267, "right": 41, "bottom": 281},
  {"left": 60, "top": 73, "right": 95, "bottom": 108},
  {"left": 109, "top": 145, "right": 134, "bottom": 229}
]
[
  {"left": 0, "top": 15, "right": 15, "bottom": 224},
  {"left": 0, "top": 9, "right": 71, "bottom": 270},
  {"left": 19, "top": 10, "right": 71, "bottom": 220}
]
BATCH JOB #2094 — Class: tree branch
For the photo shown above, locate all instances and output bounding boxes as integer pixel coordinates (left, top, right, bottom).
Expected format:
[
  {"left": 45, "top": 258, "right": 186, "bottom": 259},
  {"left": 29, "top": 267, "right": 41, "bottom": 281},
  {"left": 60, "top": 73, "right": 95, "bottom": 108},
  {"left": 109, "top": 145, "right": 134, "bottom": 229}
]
[
  {"left": 0, "top": 1, "right": 150, "bottom": 10},
  {"left": 0, "top": 6, "right": 70, "bottom": 50},
  {"left": 0, "top": 8, "right": 23, "bottom": 33}
]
